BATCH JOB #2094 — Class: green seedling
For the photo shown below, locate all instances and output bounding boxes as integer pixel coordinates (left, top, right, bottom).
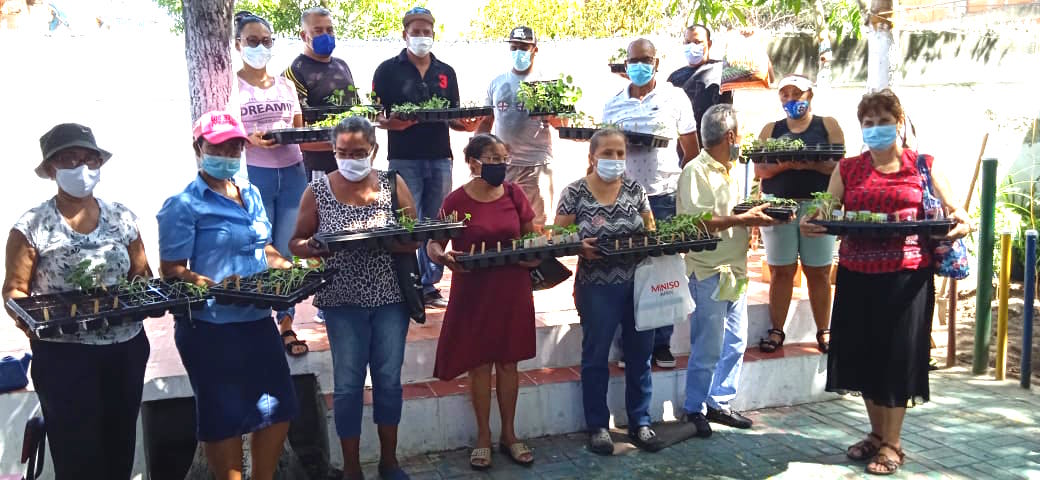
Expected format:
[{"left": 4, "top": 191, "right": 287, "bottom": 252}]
[
  {"left": 397, "top": 208, "right": 417, "bottom": 232},
  {"left": 655, "top": 213, "right": 712, "bottom": 239},
  {"left": 66, "top": 259, "right": 104, "bottom": 291},
  {"left": 312, "top": 104, "right": 380, "bottom": 127},
  {"left": 516, "top": 75, "right": 582, "bottom": 114},
  {"left": 324, "top": 85, "right": 358, "bottom": 107},
  {"left": 391, "top": 96, "right": 451, "bottom": 115},
  {"left": 608, "top": 47, "right": 627, "bottom": 64},
  {"left": 749, "top": 138, "right": 807, "bottom": 152}
]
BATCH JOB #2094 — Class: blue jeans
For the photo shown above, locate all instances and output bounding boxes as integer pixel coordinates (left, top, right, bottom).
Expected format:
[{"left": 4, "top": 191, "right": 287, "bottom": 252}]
[
  {"left": 323, "top": 303, "right": 409, "bottom": 438},
  {"left": 683, "top": 273, "right": 749, "bottom": 415},
  {"left": 248, "top": 163, "right": 308, "bottom": 319},
  {"left": 388, "top": 159, "right": 451, "bottom": 295},
  {"left": 576, "top": 281, "right": 654, "bottom": 432},
  {"left": 647, "top": 192, "right": 677, "bottom": 348}
]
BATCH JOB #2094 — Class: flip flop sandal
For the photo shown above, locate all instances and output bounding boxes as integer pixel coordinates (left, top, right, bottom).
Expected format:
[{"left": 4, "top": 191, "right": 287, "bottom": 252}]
[
  {"left": 377, "top": 464, "right": 409, "bottom": 480},
  {"left": 469, "top": 447, "right": 492, "bottom": 470},
  {"left": 500, "top": 442, "right": 534, "bottom": 466},
  {"left": 865, "top": 442, "right": 905, "bottom": 475},
  {"left": 281, "top": 329, "right": 309, "bottom": 357},
  {"left": 759, "top": 328, "right": 786, "bottom": 353},
  {"left": 847, "top": 432, "right": 882, "bottom": 461}
]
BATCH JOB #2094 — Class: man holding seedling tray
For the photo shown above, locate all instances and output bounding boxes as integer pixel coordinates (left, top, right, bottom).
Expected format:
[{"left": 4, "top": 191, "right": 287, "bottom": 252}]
[
  {"left": 157, "top": 111, "right": 298, "bottom": 479},
  {"left": 678, "top": 105, "right": 778, "bottom": 438}
]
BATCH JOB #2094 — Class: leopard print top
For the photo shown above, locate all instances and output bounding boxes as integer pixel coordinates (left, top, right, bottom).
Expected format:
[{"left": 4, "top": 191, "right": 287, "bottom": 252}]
[{"left": 312, "top": 171, "right": 402, "bottom": 308}]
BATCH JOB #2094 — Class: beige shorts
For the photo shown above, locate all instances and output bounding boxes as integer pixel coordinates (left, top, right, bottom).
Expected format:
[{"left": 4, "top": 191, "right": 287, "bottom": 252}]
[{"left": 506, "top": 164, "right": 554, "bottom": 228}]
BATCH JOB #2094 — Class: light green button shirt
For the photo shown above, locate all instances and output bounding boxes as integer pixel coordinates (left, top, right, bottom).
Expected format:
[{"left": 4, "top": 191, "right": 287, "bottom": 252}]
[{"left": 677, "top": 150, "right": 749, "bottom": 281}]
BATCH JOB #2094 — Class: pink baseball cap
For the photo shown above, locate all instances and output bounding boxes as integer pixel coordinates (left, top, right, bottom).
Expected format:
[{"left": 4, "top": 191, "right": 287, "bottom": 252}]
[{"left": 192, "top": 111, "right": 249, "bottom": 144}]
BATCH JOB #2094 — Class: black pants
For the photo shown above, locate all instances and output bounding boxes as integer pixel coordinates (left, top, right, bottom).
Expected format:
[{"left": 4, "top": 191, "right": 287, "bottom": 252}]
[{"left": 30, "top": 331, "right": 149, "bottom": 480}]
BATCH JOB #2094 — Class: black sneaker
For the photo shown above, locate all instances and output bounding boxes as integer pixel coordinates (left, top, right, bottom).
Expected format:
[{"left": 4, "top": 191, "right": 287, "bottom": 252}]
[
  {"left": 652, "top": 346, "right": 676, "bottom": 368},
  {"left": 706, "top": 407, "right": 753, "bottom": 429},
  {"left": 686, "top": 412, "right": 712, "bottom": 438},
  {"left": 628, "top": 426, "right": 664, "bottom": 452},
  {"left": 423, "top": 291, "right": 448, "bottom": 308}
]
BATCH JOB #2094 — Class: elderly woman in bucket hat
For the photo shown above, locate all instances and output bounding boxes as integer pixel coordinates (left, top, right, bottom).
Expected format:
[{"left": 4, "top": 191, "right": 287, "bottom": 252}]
[{"left": 2, "top": 123, "right": 153, "bottom": 479}]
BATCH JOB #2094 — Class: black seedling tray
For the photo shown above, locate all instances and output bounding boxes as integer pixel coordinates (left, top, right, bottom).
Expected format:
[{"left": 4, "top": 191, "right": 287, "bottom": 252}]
[
  {"left": 609, "top": 63, "right": 626, "bottom": 73},
  {"left": 597, "top": 233, "right": 722, "bottom": 261},
  {"left": 733, "top": 201, "right": 798, "bottom": 220},
  {"left": 6, "top": 280, "right": 207, "bottom": 339},
  {"left": 316, "top": 221, "right": 467, "bottom": 251},
  {"left": 264, "top": 127, "right": 332, "bottom": 145},
  {"left": 210, "top": 269, "right": 336, "bottom": 311},
  {"left": 558, "top": 127, "right": 670, "bottom": 148},
  {"left": 528, "top": 105, "right": 576, "bottom": 117},
  {"left": 745, "top": 144, "right": 846, "bottom": 164},
  {"left": 456, "top": 241, "right": 583, "bottom": 270},
  {"left": 809, "top": 219, "right": 956, "bottom": 237},
  {"left": 302, "top": 105, "right": 383, "bottom": 124},
  {"left": 394, "top": 106, "right": 494, "bottom": 122}
]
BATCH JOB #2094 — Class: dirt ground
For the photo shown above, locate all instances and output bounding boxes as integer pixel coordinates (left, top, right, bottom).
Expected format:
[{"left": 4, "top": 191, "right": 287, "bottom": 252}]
[{"left": 931, "top": 280, "right": 1040, "bottom": 384}]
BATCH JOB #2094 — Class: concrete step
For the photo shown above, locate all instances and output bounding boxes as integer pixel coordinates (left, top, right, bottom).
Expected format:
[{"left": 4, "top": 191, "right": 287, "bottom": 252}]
[{"left": 344, "top": 345, "right": 831, "bottom": 463}]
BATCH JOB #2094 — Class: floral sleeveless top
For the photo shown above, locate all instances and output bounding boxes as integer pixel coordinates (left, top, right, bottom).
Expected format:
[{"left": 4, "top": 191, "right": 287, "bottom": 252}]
[
  {"left": 311, "top": 171, "right": 402, "bottom": 308},
  {"left": 838, "top": 150, "right": 931, "bottom": 274}
]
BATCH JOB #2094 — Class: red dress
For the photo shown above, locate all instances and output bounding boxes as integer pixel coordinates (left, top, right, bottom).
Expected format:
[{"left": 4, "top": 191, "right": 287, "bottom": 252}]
[{"left": 433, "top": 182, "right": 537, "bottom": 380}]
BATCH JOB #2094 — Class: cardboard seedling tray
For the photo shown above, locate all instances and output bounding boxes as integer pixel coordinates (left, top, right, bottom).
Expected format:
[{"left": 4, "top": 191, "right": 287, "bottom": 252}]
[
  {"left": 210, "top": 269, "right": 336, "bottom": 311},
  {"left": 263, "top": 127, "right": 332, "bottom": 145},
  {"left": 456, "top": 238, "right": 583, "bottom": 270},
  {"left": 597, "top": 233, "right": 722, "bottom": 260},
  {"left": 316, "top": 221, "right": 467, "bottom": 251},
  {"left": 744, "top": 144, "right": 846, "bottom": 164},
  {"left": 6, "top": 280, "right": 206, "bottom": 339},
  {"left": 733, "top": 201, "right": 798, "bottom": 220},
  {"left": 809, "top": 219, "right": 956, "bottom": 237}
]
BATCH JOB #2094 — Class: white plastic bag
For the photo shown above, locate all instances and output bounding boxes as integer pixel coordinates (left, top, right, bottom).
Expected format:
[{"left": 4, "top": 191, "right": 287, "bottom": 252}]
[{"left": 633, "top": 255, "right": 695, "bottom": 331}]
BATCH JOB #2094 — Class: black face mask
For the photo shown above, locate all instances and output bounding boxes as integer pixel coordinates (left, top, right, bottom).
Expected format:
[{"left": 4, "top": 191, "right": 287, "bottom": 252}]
[{"left": 480, "top": 163, "right": 507, "bottom": 187}]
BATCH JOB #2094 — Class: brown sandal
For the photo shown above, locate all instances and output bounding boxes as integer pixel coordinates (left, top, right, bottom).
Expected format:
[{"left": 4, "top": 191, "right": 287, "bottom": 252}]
[
  {"left": 846, "top": 432, "right": 882, "bottom": 461},
  {"left": 759, "top": 328, "right": 786, "bottom": 353},
  {"left": 281, "top": 330, "right": 309, "bottom": 357},
  {"left": 816, "top": 328, "right": 831, "bottom": 353},
  {"left": 866, "top": 442, "right": 905, "bottom": 475}
]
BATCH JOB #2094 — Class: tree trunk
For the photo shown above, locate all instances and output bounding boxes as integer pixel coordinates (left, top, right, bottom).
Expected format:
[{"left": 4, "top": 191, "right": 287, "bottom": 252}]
[
  {"left": 867, "top": 0, "right": 897, "bottom": 92},
  {"left": 181, "top": 0, "right": 234, "bottom": 123}
]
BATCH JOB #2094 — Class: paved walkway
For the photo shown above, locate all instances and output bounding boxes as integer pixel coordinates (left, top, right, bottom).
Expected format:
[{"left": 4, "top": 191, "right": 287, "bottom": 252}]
[{"left": 361, "top": 369, "right": 1040, "bottom": 480}]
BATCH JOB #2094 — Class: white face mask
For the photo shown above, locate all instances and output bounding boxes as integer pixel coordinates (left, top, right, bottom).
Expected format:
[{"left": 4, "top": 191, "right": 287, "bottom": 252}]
[
  {"left": 241, "top": 45, "right": 272, "bottom": 69},
  {"left": 684, "top": 42, "right": 706, "bottom": 65},
  {"left": 56, "top": 165, "right": 100, "bottom": 198},
  {"left": 595, "top": 158, "right": 626, "bottom": 182},
  {"left": 407, "top": 36, "right": 434, "bottom": 57},
  {"left": 336, "top": 157, "right": 372, "bottom": 182}
]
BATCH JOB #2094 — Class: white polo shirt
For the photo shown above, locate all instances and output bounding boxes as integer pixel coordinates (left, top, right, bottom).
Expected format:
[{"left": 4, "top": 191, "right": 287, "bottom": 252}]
[{"left": 602, "top": 83, "right": 697, "bottom": 196}]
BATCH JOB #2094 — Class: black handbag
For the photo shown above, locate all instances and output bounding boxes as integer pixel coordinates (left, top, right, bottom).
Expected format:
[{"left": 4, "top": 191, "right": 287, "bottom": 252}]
[
  {"left": 530, "top": 257, "right": 573, "bottom": 291},
  {"left": 387, "top": 170, "right": 426, "bottom": 324}
]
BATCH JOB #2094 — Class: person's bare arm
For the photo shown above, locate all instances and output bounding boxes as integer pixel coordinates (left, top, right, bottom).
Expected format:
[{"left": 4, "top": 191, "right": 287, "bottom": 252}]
[
  {"left": 377, "top": 112, "right": 418, "bottom": 131},
  {"left": 928, "top": 158, "right": 971, "bottom": 240},
  {"left": 476, "top": 115, "right": 494, "bottom": 134},
  {"left": 700, "top": 204, "right": 777, "bottom": 232},
  {"left": 753, "top": 122, "right": 786, "bottom": 179},
  {"left": 641, "top": 211, "right": 656, "bottom": 232},
  {"left": 678, "top": 132, "right": 700, "bottom": 167},
  {"left": 127, "top": 233, "right": 152, "bottom": 280},
  {"left": 289, "top": 187, "right": 327, "bottom": 258},
  {"left": 159, "top": 260, "right": 215, "bottom": 286},
  {"left": 450, "top": 117, "right": 483, "bottom": 132},
  {"left": 807, "top": 116, "right": 846, "bottom": 175},
  {"left": 388, "top": 175, "right": 422, "bottom": 253},
  {"left": 3, "top": 230, "right": 35, "bottom": 337}
]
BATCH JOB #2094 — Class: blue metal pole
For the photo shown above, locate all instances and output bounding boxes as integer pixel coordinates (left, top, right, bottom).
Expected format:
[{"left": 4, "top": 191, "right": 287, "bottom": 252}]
[{"left": 1022, "top": 230, "right": 1037, "bottom": 389}]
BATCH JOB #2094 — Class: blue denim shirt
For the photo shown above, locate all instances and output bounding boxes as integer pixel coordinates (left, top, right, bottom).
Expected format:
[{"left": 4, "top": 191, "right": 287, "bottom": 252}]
[{"left": 157, "top": 174, "right": 272, "bottom": 324}]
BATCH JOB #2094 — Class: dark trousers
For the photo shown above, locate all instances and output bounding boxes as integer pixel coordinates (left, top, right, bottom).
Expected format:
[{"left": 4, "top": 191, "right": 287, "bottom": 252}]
[{"left": 30, "top": 331, "right": 150, "bottom": 480}]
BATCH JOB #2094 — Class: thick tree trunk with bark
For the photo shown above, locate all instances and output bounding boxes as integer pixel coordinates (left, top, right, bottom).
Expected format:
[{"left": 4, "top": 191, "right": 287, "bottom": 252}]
[{"left": 182, "top": 0, "right": 234, "bottom": 123}]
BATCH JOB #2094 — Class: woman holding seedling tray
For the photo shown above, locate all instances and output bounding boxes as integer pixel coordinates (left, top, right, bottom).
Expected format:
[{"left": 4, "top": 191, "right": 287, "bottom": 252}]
[
  {"left": 800, "top": 90, "right": 970, "bottom": 476},
  {"left": 426, "top": 134, "right": 539, "bottom": 470},
  {"left": 554, "top": 128, "right": 665, "bottom": 455},
  {"left": 289, "top": 116, "right": 418, "bottom": 480},
  {"left": 2, "top": 123, "right": 152, "bottom": 479},
  {"left": 157, "top": 111, "right": 298, "bottom": 480}
]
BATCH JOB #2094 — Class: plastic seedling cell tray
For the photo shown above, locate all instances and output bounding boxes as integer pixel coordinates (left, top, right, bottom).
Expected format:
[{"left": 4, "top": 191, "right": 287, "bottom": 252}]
[
  {"left": 597, "top": 233, "right": 722, "bottom": 261},
  {"left": 210, "top": 268, "right": 336, "bottom": 311},
  {"left": 528, "top": 105, "right": 576, "bottom": 117},
  {"left": 456, "top": 238, "right": 583, "bottom": 270},
  {"left": 6, "top": 280, "right": 207, "bottom": 339},
  {"left": 746, "top": 144, "right": 846, "bottom": 164},
  {"left": 732, "top": 201, "right": 798, "bottom": 220},
  {"left": 302, "top": 105, "right": 351, "bottom": 123},
  {"left": 396, "top": 106, "right": 494, "bottom": 122},
  {"left": 557, "top": 128, "right": 670, "bottom": 148},
  {"left": 809, "top": 219, "right": 956, "bottom": 237},
  {"left": 608, "top": 63, "right": 626, "bottom": 73},
  {"left": 316, "top": 220, "right": 467, "bottom": 251},
  {"left": 263, "top": 127, "right": 332, "bottom": 145},
  {"left": 557, "top": 127, "right": 596, "bottom": 141}
]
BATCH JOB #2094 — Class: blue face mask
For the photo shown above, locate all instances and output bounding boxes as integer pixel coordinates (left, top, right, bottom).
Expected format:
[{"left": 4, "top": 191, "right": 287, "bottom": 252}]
[
  {"left": 312, "top": 33, "right": 335, "bottom": 56},
  {"left": 596, "top": 158, "right": 626, "bottom": 181},
  {"left": 201, "top": 154, "right": 241, "bottom": 180},
  {"left": 511, "top": 49, "right": 532, "bottom": 72},
  {"left": 862, "top": 125, "right": 899, "bottom": 150},
  {"left": 626, "top": 63, "right": 655, "bottom": 87},
  {"left": 783, "top": 100, "right": 810, "bottom": 119}
]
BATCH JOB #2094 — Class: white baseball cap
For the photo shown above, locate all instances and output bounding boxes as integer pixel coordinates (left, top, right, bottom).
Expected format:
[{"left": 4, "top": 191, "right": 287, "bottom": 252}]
[{"left": 777, "top": 75, "right": 813, "bottom": 92}]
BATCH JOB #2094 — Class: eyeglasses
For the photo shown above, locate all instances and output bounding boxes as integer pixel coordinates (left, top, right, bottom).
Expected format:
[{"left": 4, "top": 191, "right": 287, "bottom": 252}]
[
  {"left": 50, "top": 150, "right": 102, "bottom": 170},
  {"left": 239, "top": 36, "right": 274, "bottom": 48},
  {"left": 477, "top": 155, "right": 511, "bottom": 165}
]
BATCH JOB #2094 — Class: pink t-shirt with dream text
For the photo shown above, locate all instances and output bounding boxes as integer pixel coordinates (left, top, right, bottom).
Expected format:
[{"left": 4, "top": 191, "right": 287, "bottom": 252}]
[{"left": 237, "top": 75, "right": 303, "bottom": 169}]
